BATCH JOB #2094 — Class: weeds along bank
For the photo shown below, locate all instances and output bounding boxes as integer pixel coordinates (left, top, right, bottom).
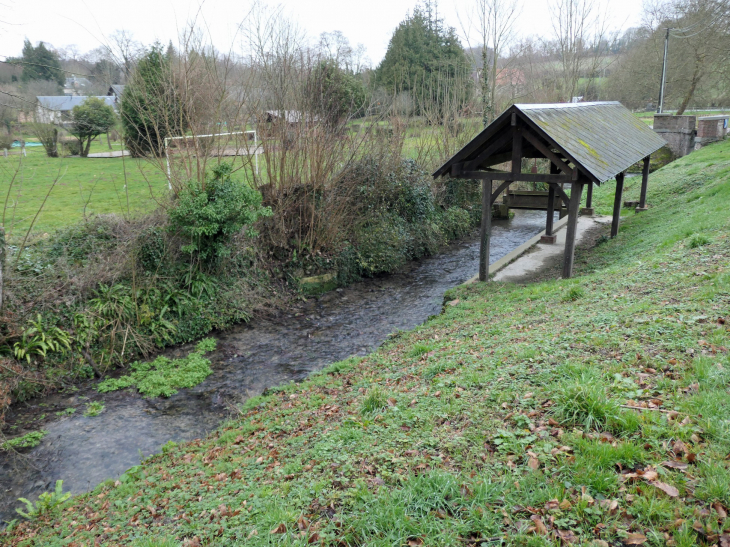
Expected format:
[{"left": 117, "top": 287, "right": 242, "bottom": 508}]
[
  {"left": 3, "top": 141, "right": 729, "bottom": 544},
  {"left": 0, "top": 156, "right": 480, "bottom": 426}
]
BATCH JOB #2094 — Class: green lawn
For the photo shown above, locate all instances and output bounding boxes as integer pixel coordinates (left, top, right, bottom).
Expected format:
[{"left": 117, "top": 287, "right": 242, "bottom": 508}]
[
  {"left": 4, "top": 141, "right": 730, "bottom": 545},
  {"left": 1, "top": 144, "right": 169, "bottom": 240}
]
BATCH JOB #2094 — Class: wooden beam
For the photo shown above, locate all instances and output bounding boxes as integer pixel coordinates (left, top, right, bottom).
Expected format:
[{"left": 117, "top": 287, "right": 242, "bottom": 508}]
[
  {"left": 611, "top": 172, "right": 625, "bottom": 238},
  {"left": 464, "top": 132, "right": 513, "bottom": 171},
  {"left": 491, "top": 180, "right": 512, "bottom": 206},
  {"left": 511, "top": 126, "right": 523, "bottom": 176},
  {"left": 480, "top": 179, "right": 492, "bottom": 282},
  {"left": 638, "top": 156, "right": 650, "bottom": 210},
  {"left": 521, "top": 130, "right": 574, "bottom": 176},
  {"left": 549, "top": 183, "right": 570, "bottom": 207},
  {"left": 562, "top": 182, "right": 584, "bottom": 279},
  {"left": 462, "top": 171, "right": 573, "bottom": 183},
  {"left": 546, "top": 184, "right": 556, "bottom": 236}
]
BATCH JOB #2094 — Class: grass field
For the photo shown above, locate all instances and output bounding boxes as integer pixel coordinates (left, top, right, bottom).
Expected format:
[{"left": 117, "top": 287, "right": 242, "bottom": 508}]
[
  {"left": 3, "top": 141, "right": 729, "bottom": 545},
  {"left": 1, "top": 142, "right": 169, "bottom": 239}
]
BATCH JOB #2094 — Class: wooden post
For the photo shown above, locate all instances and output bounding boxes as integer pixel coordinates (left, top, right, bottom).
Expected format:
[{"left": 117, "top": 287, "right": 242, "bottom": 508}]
[
  {"left": 611, "top": 172, "right": 625, "bottom": 238},
  {"left": 580, "top": 182, "right": 595, "bottom": 216},
  {"left": 479, "top": 179, "right": 492, "bottom": 281},
  {"left": 637, "top": 156, "right": 650, "bottom": 212},
  {"left": 541, "top": 184, "right": 557, "bottom": 244},
  {"left": 562, "top": 182, "right": 584, "bottom": 279}
]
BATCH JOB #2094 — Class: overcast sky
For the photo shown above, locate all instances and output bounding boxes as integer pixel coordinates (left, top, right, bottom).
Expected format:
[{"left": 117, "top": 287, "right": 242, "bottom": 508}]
[{"left": 0, "top": 0, "right": 642, "bottom": 65}]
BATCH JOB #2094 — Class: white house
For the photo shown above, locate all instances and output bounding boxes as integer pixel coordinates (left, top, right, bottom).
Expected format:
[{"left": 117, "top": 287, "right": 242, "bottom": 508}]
[{"left": 35, "top": 96, "right": 117, "bottom": 124}]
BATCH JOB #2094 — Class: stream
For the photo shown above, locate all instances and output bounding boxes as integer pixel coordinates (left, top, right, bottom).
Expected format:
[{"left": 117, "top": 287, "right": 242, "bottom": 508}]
[{"left": 0, "top": 209, "right": 551, "bottom": 522}]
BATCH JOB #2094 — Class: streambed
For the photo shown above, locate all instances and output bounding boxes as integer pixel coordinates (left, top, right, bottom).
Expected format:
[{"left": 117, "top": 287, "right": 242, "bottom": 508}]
[{"left": 0, "top": 210, "right": 551, "bottom": 522}]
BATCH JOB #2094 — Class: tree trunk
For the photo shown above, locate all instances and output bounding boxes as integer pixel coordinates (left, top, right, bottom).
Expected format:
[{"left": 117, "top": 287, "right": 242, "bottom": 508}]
[
  {"left": 481, "top": 47, "right": 490, "bottom": 128},
  {"left": 82, "top": 137, "right": 92, "bottom": 157},
  {"left": 676, "top": 59, "right": 703, "bottom": 116}
]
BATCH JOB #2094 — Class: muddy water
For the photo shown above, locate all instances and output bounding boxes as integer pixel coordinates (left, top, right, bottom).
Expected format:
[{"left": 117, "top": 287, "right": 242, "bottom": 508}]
[{"left": 0, "top": 210, "right": 550, "bottom": 521}]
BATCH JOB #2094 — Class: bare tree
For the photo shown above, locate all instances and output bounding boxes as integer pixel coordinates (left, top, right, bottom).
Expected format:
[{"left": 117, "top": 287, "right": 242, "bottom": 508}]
[
  {"left": 548, "top": 0, "right": 616, "bottom": 102},
  {"left": 645, "top": 0, "right": 730, "bottom": 113},
  {"left": 461, "top": 0, "right": 521, "bottom": 125}
]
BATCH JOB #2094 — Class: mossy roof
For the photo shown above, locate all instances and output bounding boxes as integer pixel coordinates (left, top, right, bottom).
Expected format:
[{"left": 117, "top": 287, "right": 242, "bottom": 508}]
[{"left": 434, "top": 102, "right": 667, "bottom": 184}]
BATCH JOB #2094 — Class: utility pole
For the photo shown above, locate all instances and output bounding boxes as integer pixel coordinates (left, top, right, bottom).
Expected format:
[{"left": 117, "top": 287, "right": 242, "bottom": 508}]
[{"left": 657, "top": 28, "right": 671, "bottom": 114}]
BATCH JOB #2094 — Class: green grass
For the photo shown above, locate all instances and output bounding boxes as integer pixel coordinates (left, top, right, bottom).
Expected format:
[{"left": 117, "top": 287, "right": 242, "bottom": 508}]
[
  {"left": 4, "top": 140, "right": 730, "bottom": 545},
  {"left": 1, "top": 144, "right": 169, "bottom": 239}
]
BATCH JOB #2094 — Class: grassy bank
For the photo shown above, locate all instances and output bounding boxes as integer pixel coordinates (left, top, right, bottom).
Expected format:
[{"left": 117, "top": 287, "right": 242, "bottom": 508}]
[{"left": 4, "top": 141, "right": 730, "bottom": 546}]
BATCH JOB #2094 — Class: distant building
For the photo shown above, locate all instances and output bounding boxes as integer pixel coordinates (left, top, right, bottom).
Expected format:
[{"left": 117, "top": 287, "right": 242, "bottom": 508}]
[
  {"left": 107, "top": 85, "right": 126, "bottom": 104},
  {"left": 35, "top": 96, "right": 117, "bottom": 124},
  {"left": 64, "top": 75, "right": 92, "bottom": 96}
]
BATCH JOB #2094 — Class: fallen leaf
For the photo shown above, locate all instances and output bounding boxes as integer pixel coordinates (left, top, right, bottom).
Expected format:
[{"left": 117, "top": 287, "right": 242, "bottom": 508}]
[
  {"left": 599, "top": 499, "right": 619, "bottom": 514},
  {"left": 387, "top": 398, "right": 397, "bottom": 406},
  {"left": 434, "top": 391, "right": 441, "bottom": 398},
  {"left": 713, "top": 502, "right": 728, "bottom": 519},
  {"left": 530, "top": 515, "right": 548, "bottom": 535},
  {"left": 661, "top": 460, "right": 688, "bottom": 471},
  {"left": 297, "top": 515, "right": 310, "bottom": 531},
  {"left": 544, "top": 499, "right": 560, "bottom": 511},
  {"left": 270, "top": 523, "right": 287, "bottom": 534},
  {"left": 559, "top": 499, "right": 572, "bottom": 511},
  {"left": 686, "top": 452, "right": 697, "bottom": 464},
  {"left": 672, "top": 440, "right": 687, "bottom": 456},
  {"left": 652, "top": 481, "right": 679, "bottom": 497},
  {"left": 528, "top": 457, "right": 540, "bottom": 470},
  {"left": 447, "top": 299, "right": 460, "bottom": 306},
  {"left": 624, "top": 532, "right": 648, "bottom": 544},
  {"left": 407, "top": 538, "right": 424, "bottom": 546},
  {"left": 307, "top": 532, "right": 320, "bottom": 544},
  {"left": 557, "top": 529, "right": 577, "bottom": 544}
]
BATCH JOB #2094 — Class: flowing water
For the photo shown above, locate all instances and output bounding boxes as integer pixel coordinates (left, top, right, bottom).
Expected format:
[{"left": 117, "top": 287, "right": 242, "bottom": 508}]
[{"left": 0, "top": 210, "right": 550, "bottom": 522}]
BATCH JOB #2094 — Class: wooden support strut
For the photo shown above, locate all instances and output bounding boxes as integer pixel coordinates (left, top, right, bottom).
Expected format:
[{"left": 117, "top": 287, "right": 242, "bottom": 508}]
[
  {"left": 479, "top": 178, "right": 492, "bottom": 282},
  {"left": 562, "top": 182, "right": 584, "bottom": 279},
  {"left": 611, "top": 172, "right": 625, "bottom": 238},
  {"left": 637, "top": 156, "right": 650, "bottom": 211}
]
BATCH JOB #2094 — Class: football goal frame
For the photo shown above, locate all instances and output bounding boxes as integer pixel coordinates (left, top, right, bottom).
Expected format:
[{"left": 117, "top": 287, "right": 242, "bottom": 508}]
[{"left": 164, "top": 130, "right": 259, "bottom": 189}]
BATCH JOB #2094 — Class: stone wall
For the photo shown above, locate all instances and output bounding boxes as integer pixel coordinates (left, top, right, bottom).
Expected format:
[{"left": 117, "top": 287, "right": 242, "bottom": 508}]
[
  {"left": 695, "top": 116, "right": 729, "bottom": 149},
  {"left": 653, "top": 115, "right": 696, "bottom": 157}
]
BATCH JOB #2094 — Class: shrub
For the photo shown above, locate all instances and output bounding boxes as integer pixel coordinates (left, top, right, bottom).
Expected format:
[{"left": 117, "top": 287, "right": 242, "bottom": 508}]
[
  {"left": 355, "top": 214, "right": 411, "bottom": 275},
  {"left": 361, "top": 387, "right": 388, "bottom": 414},
  {"left": 16, "top": 480, "right": 70, "bottom": 520},
  {"left": 552, "top": 371, "right": 621, "bottom": 431},
  {"left": 168, "top": 163, "right": 271, "bottom": 264},
  {"left": 688, "top": 234, "right": 710, "bottom": 248}
]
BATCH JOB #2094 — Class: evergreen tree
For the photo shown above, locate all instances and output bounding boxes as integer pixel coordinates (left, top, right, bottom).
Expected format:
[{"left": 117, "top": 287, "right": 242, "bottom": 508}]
[
  {"left": 374, "top": 4, "right": 472, "bottom": 116},
  {"left": 120, "top": 45, "right": 184, "bottom": 157},
  {"left": 19, "top": 39, "right": 64, "bottom": 86}
]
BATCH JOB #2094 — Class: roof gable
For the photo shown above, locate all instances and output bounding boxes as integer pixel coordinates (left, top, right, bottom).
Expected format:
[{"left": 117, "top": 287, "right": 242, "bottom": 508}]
[
  {"left": 434, "top": 102, "right": 666, "bottom": 183},
  {"left": 37, "top": 96, "right": 117, "bottom": 111}
]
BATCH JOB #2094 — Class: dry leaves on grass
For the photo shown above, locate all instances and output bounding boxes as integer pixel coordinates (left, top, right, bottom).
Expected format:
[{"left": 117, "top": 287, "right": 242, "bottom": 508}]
[
  {"left": 623, "top": 532, "right": 647, "bottom": 545},
  {"left": 652, "top": 481, "right": 679, "bottom": 498}
]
